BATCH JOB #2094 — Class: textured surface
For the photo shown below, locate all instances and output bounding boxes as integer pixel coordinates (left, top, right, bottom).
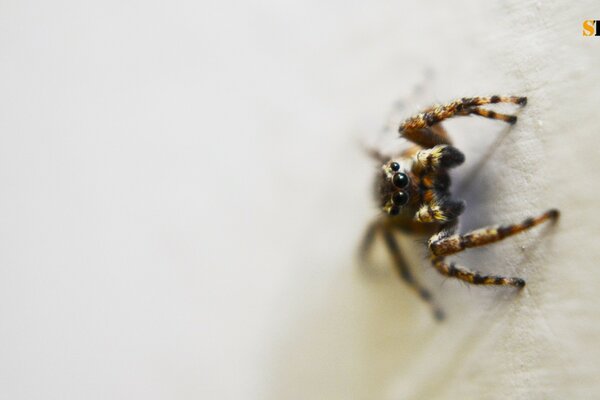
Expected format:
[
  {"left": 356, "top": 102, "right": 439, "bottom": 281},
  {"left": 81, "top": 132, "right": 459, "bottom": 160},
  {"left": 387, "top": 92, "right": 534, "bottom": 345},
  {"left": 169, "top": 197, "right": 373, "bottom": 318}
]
[{"left": 1, "top": 1, "right": 599, "bottom": 399}]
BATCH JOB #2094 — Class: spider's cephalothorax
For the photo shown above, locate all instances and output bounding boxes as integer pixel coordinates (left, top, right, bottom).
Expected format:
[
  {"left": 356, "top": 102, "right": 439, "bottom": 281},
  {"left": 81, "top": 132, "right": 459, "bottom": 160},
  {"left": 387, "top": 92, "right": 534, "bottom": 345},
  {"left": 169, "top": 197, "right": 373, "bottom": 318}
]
[
  {"left": 375, "top": 148, "right": 465, "bottom": 223},
  {"left": 361, "top": 95, "right": 559, "bottom": 321}
]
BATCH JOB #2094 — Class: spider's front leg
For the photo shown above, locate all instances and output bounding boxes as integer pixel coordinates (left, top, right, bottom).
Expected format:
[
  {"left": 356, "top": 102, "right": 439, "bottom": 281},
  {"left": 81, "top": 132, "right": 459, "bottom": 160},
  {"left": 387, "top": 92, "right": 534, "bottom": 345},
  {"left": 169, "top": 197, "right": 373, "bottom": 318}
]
[
  {"left": 425, "top": 221, "right": 525, "bottom": 287},
  {"left": 426, "top": 209, "right": 560, "bottom": 287},
  {"left": 428, "top": 209, "right": 560, "bottom": 257},
  {"left": 457, "top": 107, "right": 519, "bottom": 125},
  {"left": 431, "top": 256, "right": 525, "bottom": 287},
  {"left": 414, "top": 144, "right": 465, "bottom": 171},
  {"left": 398, "top": 95, "right": 527, "bottom": 148}
]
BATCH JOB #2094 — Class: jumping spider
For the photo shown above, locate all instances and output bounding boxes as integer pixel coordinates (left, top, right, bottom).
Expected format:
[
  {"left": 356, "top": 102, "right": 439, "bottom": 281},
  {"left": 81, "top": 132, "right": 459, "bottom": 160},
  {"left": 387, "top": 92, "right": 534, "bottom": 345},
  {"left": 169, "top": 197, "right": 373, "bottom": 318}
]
[{"left": 360, "top": 95, "right": 559, "bottom": 320}]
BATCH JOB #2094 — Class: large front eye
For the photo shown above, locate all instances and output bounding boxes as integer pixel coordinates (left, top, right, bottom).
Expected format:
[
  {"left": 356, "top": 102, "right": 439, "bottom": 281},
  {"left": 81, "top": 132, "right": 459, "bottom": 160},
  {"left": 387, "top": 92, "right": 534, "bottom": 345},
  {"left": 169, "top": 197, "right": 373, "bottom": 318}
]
[
  {"left": 393, "top": 172, "right": 409, "bottom": 188},
  {"left": 392, "top": 191, "right": 409, "bottom": 206}
]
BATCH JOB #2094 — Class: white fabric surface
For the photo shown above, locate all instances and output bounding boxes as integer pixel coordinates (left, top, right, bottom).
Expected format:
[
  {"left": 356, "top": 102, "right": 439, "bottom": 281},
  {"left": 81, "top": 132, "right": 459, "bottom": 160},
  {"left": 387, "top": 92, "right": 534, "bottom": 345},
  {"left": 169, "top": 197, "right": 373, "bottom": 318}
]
[{"left": 0, "top": 1, "right": 599, "bottom": 399}]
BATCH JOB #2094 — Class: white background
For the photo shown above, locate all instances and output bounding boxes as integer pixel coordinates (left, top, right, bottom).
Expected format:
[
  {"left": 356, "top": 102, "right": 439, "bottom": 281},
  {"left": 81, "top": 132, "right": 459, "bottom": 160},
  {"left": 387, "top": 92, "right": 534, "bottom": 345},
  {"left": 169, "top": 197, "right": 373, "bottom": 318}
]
[{"left": 1, "top": 1, "right": 600, "bottom": 399}]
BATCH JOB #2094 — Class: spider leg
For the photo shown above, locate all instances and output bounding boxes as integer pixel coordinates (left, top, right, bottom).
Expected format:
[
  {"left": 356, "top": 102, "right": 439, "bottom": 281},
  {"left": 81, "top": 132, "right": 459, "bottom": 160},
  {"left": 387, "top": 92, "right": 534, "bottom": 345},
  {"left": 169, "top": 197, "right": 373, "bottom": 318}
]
[
  {"left": 431, "top": 256, "right": 525, "bottom": 287},
  {"left": 398, "top": 96, "right": 526, "bottom": 147},
  {"left": 382, "top": 229, "right": 445, "bottom": 320},
  {"left": 399, "top": 127, "right": 452, "bottom": 148},
  {"left": 429, "top": 209, "right": 560, "bottom": 257},
  {"left": 458, "top": 107, "right": 518, "bottom": 125},
  {"left": 359, "top": 218, "right": 381, "bottom": 261},
  {"left": 430, "top": 124, "right": 452, "bottom": 145}
]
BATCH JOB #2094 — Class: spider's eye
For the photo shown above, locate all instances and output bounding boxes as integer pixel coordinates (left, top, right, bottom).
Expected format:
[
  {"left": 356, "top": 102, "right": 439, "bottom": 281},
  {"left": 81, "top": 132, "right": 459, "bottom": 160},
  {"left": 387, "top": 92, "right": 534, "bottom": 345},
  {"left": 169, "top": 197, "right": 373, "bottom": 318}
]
[
  {"left": 392, "top": 172, "right": 409, "bottom": 188},
  {"left": 390, "top": 162, "right": 400, "bottom": 172},
  {"left": 389, "top": 206, "right": 400, "bottom": 216},
  {"left": 392, "top": 191, "right": 409, "bottom": 206}
]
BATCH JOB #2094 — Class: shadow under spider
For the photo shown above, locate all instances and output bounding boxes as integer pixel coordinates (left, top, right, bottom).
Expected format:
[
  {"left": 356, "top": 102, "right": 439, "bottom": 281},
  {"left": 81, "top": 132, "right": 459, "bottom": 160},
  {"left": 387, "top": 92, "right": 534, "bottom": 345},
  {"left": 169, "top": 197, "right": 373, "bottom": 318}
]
[{"left": 454, "top": 123, "right": 515, "bottom": 197}]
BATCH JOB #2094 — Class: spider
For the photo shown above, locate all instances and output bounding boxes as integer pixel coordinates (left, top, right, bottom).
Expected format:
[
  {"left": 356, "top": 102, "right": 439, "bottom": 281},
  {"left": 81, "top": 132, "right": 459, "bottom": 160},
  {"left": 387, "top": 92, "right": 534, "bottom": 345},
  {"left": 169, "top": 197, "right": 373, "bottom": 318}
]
[{"left": 360, "top": 95, "right": 559, "bottom": 320}]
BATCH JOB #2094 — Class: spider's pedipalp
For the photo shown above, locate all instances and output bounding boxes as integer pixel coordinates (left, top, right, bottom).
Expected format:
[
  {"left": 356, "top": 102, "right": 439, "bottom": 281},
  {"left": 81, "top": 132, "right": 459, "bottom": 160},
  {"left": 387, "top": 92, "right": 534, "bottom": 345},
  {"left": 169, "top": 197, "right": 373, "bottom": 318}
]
[
  {"left": 415, "top": 145, "right": 465, "bottom": 171},
  {"left": 414, "top": 199, "right": 465, "bottom": 224}
]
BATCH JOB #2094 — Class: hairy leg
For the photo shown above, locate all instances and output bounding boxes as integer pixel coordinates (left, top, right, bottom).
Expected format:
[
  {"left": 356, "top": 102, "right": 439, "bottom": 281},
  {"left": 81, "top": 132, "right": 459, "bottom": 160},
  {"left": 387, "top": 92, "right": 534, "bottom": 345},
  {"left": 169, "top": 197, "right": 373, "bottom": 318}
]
[
  {"left": 460, "top": 107, "right": 518, "bottom": 124},
  {"left": 431, "top": 256, "right": 525, "bottom": 287},
  {"left": 398, "top": 95, "right": 527, "bottom": 147},
  {"left": 429, "top": 209, "right": 560, "bottom": 257}
]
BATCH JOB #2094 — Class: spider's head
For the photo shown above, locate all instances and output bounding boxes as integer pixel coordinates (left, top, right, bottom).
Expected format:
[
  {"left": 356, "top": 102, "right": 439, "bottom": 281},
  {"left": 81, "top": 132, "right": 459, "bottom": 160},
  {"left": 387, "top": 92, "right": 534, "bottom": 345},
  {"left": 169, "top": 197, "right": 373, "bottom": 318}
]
[{"left": 375, "top": 160, "right": 417, "bottom": 217}]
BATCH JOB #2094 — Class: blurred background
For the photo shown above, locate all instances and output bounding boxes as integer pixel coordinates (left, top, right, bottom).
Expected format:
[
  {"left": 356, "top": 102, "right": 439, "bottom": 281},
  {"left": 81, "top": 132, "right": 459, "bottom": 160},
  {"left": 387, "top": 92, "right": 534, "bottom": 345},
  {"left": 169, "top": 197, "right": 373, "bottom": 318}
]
[{"left": 1, "top": 1, "right": 600, "bottom": 399}]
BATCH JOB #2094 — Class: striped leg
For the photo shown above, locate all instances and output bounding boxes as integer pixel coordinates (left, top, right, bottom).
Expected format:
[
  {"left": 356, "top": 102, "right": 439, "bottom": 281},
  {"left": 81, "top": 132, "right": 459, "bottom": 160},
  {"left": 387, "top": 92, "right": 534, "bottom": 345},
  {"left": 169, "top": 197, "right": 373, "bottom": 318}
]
[
  {"left": 429, "top": 209, "right": 560, "bottom": 257},
  {"left": 382, "top": 230, "right": 445, "bottom": 320},
  {"left": 399, "top": 95, "right": 527, "bottom": 137},
  {"left": 431, "top": 256, "right": 525, "bottom": 287},
  {"left": 460, "top": 107, "right": 518, "bottom": 124}
]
